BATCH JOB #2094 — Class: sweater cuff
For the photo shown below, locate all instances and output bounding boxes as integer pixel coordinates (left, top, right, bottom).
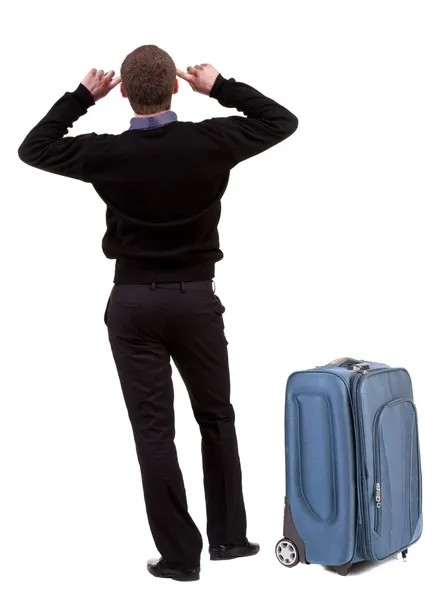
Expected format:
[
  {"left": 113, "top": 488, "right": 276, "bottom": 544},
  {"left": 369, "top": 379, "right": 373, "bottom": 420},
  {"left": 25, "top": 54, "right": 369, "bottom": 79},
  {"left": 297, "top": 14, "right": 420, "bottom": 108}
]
[
  {"left": 210, "top": 74, "right": 229, "bottom": 99},
  {"left": 72, "top": 83, "right": 96, "bottom": 108}
]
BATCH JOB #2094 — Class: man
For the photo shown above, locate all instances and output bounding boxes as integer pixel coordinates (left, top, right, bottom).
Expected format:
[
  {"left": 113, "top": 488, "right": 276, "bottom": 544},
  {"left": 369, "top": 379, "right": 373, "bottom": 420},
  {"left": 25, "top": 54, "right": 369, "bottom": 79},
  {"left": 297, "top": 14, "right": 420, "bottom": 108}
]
[{"left": 18, "top": 45, "right": 298, "bottom": 582}]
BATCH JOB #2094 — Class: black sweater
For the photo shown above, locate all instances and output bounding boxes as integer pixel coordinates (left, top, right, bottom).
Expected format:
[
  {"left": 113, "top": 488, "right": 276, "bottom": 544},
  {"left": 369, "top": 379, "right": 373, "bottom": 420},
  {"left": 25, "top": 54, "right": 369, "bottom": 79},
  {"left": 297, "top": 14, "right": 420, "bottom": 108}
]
[{"left": 18, "top": 74, "right": 298, "bottom": 283}]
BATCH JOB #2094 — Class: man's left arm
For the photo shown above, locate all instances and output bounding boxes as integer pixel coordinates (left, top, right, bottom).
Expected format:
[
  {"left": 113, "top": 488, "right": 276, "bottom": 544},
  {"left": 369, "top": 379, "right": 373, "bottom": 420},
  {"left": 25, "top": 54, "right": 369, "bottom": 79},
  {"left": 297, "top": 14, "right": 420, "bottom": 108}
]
[{"left": 18, "top": 69, "right": 120, "bottom": 181}]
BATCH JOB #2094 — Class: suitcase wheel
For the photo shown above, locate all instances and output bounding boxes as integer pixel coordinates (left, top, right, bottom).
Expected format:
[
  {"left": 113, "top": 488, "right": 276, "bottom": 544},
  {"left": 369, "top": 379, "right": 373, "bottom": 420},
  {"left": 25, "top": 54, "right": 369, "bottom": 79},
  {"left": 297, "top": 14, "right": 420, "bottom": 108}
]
[{"left": 275, "top": 538, "right": 300, "bottom": 568}]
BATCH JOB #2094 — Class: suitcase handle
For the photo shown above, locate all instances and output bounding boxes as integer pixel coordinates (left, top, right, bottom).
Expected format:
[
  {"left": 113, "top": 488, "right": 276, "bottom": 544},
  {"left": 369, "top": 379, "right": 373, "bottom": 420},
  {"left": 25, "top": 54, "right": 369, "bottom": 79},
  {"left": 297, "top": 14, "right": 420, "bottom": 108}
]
[{"left": 321, "top": 357, "right": 365, "bottom": 369}]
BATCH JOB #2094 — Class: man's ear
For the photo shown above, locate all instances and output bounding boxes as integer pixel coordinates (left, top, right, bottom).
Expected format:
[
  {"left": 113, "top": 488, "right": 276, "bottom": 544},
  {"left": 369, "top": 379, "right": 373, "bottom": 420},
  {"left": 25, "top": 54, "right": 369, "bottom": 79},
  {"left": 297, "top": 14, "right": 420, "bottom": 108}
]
[
  {"left": 120, "top": 82, "right": 127, "bottom": 98},
  {"left": 173, "top": 79, "right": 179, "bottom": 95}
]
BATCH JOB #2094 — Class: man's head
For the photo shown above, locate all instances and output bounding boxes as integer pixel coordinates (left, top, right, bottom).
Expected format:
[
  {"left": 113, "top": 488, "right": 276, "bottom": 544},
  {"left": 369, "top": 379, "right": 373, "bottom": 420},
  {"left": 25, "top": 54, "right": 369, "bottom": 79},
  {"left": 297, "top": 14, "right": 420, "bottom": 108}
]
[{"left": 120, "top": 45, "right": 178, "bottom": 115}]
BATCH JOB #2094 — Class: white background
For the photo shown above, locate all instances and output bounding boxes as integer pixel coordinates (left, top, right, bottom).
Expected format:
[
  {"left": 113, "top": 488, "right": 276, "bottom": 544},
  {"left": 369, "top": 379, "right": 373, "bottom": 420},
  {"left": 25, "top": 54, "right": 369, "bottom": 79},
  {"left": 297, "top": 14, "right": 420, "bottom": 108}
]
[{"left": 2, "top": 0, "right": 446, "bottom": 598}]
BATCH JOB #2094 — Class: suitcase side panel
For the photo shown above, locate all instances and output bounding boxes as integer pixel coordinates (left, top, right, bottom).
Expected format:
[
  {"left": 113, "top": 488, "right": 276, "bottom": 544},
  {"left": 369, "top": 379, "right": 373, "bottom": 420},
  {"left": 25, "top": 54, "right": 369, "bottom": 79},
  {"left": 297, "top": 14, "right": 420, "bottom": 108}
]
[{"left": 285, "top": 371, "right": 357, "bottom": 566}]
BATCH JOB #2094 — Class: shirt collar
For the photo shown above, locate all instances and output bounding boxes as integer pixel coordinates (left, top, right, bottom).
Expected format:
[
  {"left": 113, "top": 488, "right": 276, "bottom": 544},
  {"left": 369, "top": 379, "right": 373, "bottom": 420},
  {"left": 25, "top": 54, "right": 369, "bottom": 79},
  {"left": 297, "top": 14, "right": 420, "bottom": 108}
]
[{"left": 129, "top": 111, "right": 177, "bottom": 130}]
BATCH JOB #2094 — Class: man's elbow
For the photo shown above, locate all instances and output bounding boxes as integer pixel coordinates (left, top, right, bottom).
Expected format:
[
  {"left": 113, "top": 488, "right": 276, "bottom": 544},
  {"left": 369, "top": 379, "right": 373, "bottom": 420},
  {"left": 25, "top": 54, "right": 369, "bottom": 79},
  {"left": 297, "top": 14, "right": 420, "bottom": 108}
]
[
  {"left": 273, "top": 111, "right": 299, "bottom": 141},
  {"left": 18, "top": 141, "right": 32, "bottom": 166},
  {"left": 284, "top": 112, "right": 299, "bottom": 136},
  {"left": 18, "top": 140, "right": 42, "bottom": 167}
]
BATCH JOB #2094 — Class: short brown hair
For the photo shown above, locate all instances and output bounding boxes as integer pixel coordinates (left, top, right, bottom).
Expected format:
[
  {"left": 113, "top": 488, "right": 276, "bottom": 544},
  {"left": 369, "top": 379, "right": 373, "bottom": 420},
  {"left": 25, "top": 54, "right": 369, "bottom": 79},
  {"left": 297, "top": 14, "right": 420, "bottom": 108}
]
[{"left": 120, "top": 45, "right": 176, "bottom": 114}]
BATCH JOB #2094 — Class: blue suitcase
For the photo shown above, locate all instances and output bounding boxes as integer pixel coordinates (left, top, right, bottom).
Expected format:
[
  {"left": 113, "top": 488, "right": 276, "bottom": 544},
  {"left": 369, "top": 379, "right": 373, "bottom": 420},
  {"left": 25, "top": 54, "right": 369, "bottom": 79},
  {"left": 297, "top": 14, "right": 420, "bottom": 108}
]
[{"left": 276, "top": 358, "right": 423, "bottom": 575}]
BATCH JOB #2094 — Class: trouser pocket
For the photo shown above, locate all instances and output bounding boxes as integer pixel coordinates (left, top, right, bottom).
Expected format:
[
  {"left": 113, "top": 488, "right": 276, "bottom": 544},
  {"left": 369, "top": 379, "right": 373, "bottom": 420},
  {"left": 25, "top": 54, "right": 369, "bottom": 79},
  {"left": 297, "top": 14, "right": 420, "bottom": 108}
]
[{"left": 104, "top": 294, "right": 111, "bottom": 326}]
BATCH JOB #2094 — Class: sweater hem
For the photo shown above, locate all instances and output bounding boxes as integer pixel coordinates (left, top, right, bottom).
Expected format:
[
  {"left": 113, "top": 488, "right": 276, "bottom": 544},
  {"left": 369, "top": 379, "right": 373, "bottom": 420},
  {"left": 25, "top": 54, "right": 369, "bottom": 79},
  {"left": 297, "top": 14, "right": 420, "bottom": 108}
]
[{"left": 113, "top": 259, "right": 216, "bottom": 284}]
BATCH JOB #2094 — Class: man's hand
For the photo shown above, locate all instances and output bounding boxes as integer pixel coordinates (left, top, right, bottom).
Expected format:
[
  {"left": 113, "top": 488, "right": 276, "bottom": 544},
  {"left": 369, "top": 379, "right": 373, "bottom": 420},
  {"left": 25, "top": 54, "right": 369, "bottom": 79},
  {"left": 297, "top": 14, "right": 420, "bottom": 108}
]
[
  {"left": 176, "top": 64, "right": 219, "bottom": 95},
  {"left": 81, "top": 68, "right": 121, "bottom": 102}
]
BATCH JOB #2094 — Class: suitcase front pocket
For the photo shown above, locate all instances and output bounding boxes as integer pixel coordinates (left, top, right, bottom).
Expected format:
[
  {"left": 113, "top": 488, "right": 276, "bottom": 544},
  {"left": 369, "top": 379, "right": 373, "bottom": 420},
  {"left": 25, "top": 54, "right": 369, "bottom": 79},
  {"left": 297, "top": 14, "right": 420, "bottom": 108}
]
[{"left": 372, "top": 398, "right": 421, "bottom": 552}]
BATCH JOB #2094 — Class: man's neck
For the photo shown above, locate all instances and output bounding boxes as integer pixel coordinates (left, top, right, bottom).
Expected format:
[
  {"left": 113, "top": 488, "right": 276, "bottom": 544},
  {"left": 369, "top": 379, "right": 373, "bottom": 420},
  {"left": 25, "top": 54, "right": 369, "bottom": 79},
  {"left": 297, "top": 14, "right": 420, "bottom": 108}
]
[{"left": 133, "top": 109, "right": 171, "bottom": 118}]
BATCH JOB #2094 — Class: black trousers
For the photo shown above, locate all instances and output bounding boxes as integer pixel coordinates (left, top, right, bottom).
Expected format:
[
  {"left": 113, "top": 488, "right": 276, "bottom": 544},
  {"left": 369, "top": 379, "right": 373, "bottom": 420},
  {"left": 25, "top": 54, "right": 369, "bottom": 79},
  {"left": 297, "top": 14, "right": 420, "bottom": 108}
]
[{"left": 104, "top": 281, "right": 247, "bottom": 569}]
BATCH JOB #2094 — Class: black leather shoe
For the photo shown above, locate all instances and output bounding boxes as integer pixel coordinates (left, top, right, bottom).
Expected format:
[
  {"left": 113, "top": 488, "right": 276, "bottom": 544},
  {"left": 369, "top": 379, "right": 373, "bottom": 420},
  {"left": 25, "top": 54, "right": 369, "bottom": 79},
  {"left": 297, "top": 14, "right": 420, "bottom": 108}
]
[
  {"left": 209, "top": 540, "right": 260, "bottom": 560},
  {"left": 146, "top": 558, "right": 200, "bottom": 582}
]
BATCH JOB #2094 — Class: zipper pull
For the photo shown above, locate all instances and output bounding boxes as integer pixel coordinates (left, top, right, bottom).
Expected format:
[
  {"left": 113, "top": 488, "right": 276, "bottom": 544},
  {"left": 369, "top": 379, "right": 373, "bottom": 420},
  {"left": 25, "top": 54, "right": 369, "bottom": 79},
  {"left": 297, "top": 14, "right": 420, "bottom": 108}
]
[{"left": 375, "top": 483, "right": 381, "bottom": 508}]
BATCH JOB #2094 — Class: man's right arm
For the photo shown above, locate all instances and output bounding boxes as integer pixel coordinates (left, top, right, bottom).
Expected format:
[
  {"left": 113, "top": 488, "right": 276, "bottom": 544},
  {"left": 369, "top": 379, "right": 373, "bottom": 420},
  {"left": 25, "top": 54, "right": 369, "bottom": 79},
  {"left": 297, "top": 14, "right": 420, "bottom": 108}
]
[{"left": 198, "top": 73, "right": 298, "bottom": 168}]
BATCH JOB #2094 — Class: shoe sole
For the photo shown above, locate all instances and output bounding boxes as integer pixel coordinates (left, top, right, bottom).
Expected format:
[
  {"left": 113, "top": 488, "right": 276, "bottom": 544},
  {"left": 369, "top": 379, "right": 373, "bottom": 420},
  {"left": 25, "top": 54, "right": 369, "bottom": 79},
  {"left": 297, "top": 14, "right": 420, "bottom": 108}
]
[
  {"left": 210, "top": 549, "right": 260, "bottom": 561},
  {"left": 170, "top": 574, "right": 200, "bottom": 582},
  {"left": 148, "top": 568, "right": 200, "bottom": 582}
]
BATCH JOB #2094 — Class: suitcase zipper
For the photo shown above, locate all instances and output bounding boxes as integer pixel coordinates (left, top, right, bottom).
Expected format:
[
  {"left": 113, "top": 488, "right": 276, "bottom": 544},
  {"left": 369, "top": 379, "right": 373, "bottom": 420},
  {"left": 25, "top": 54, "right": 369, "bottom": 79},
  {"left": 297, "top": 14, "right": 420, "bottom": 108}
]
[
  {"left": 374, "top": 482, "right": 382, "bottom": 534},
  {"left": 351, "top": 371, "right": 371, "bottom": 560},
  {"left": 372, "top": 401, "right": 388, "bottom": 537}
]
